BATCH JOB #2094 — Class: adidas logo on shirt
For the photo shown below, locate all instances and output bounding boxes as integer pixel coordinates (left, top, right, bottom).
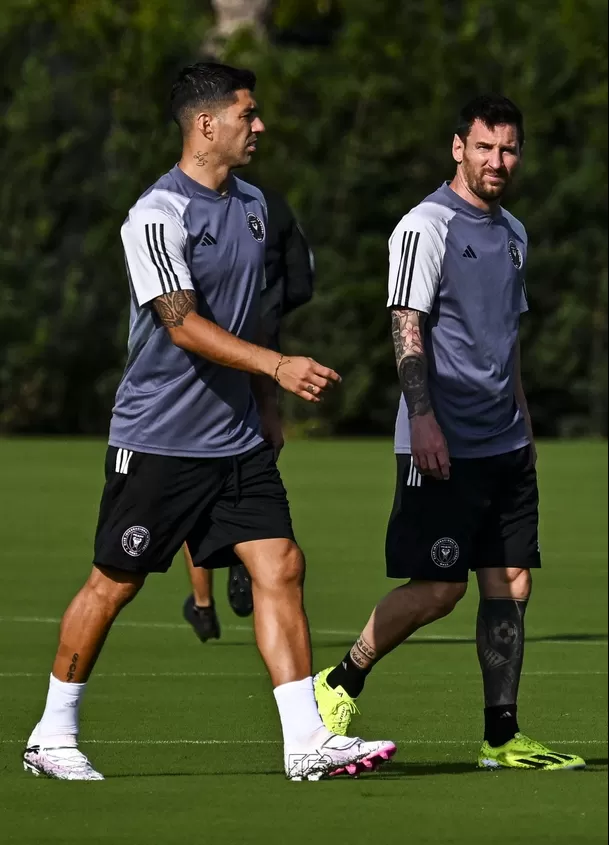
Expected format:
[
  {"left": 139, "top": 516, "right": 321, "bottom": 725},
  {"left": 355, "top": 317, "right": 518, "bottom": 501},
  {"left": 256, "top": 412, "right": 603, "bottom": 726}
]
[
  {"left": 200, "top": 232, "right": 217, "bottom": 246},
  {"left": 462, "top": 245, "right": 477, "bottom": 259}
]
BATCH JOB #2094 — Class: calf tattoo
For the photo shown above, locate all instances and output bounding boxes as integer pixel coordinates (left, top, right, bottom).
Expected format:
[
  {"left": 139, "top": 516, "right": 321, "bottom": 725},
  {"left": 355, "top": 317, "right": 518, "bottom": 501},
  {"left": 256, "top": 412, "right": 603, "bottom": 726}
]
[
  {"left": 476, "top": 598, "right": 528, "bottom": 707},
  {"left": 391, "top": 309, "right": 431, "bottom": 418},
  {"left": 66, "top": 652, "right": 80, "bottom": 682},
  {"left": 350, "top": 635, "right": 377, "bottom": 670}
]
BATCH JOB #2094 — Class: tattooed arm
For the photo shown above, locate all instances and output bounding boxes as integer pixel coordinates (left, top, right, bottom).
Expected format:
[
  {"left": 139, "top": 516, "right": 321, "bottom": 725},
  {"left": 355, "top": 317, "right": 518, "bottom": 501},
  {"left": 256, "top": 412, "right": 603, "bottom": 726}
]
[
  {"left": 151, "top": 291, "right": 339, "bottom": 403},
  {"left": 152, "top": 290, "right": 278, "bottom": 375},
  {"left": 391, "top": 307, "right": 450, "bottom": 480},
  {"left": 391, "top": 308, "right": 432, "bottom": 418}
]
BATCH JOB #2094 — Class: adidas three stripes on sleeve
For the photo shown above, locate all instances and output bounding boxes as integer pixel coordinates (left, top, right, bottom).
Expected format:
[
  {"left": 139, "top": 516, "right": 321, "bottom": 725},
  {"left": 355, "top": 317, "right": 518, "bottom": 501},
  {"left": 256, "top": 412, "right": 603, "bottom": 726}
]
[
  {"left": 121, "top": 211, "right": 195, "bottom": 307},
  {"left": 386, "top": 212, "right": 444, "bottom": 314}
]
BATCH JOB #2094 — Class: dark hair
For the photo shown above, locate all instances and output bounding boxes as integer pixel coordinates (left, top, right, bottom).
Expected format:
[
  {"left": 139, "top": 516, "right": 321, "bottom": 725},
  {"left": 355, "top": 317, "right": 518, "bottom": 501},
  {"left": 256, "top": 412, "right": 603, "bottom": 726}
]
[
  {"left": 456, "top": 94, "right": 525, "bottom": 148},
  {"left": 170, "top": 62, "right": 257, "bottom": 132}
]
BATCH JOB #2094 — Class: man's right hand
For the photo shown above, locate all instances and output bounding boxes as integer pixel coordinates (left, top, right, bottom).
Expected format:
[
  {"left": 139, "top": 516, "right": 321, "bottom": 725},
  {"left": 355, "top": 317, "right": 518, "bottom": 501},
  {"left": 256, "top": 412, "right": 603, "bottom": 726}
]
[
  {"left": 274, "top": 356, "right": 341, "bottom": 402},
  {"left": 410, "top": 412, "right": 450, "bottom": 480}
]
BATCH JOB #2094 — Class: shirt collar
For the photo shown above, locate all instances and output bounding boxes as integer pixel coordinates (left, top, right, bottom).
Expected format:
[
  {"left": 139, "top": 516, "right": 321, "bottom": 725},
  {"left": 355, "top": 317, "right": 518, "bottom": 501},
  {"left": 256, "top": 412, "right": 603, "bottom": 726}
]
[
  {"left": 171, "top": 165, "right": 234, "bottom": 200},
  {"left": 439, "top": 181, "right": 499, "bottom": 219}
]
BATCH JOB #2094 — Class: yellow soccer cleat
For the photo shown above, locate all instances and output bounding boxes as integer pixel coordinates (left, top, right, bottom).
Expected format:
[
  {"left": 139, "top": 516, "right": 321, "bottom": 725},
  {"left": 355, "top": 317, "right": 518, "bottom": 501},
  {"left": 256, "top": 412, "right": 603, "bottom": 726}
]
[
  {"left": 314, "top": 667, "right": 360, "bottom": 736},
  {"left": 478, "top": 733, "right": 586, "bottom": 771}
]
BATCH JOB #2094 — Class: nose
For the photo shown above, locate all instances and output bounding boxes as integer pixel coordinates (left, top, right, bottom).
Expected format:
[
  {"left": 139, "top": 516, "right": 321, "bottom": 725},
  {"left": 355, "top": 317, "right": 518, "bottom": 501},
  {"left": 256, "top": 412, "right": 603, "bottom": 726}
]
[
  {"left": 252, "top": 117, "right": 265, "bottom": 134},
  {"left": 488, "top": 148, "right": 503, "bottom": 170}
]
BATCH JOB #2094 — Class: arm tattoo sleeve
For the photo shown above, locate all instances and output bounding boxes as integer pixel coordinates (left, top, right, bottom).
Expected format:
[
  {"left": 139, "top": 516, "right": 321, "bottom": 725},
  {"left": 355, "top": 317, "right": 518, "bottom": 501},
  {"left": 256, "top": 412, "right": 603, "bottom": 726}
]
[
  {"left": 391, "top": 308, "right": 432, "bottom": 418},
  {"left": 152, "top": 290, "right": 197, "bottom": 328}
]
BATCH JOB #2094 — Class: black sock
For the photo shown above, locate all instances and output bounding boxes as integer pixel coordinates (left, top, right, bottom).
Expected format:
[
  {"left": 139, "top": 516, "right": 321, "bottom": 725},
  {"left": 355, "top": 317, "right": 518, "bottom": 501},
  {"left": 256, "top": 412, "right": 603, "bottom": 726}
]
[
  {"left": 326, "top": 651, "right": 371, "bottom": 698},
  {"left": 484, "top": 704, "right": 519, "bottom": 747}
]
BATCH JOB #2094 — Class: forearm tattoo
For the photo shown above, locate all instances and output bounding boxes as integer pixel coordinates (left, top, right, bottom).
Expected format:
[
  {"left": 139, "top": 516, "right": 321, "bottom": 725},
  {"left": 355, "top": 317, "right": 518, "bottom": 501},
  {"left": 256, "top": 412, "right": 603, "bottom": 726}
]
[
  {"left": 391, "top": 309, "right": 431, "bottom": 418},
  {"left": 350, "top": 635, "right": 377, "bottom": 670},
  {"left": 153, "top": 290, "right": 197, "bottom": 328}
]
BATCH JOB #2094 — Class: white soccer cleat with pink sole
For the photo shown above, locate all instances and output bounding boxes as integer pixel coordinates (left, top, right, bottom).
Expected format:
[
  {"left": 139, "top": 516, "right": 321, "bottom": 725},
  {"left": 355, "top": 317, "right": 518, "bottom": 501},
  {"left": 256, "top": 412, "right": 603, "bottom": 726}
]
[
  {"left": 22, "top": 724, "right": 104, "bottom": 781},
  {"left": 285, "top": 734, "right": 397, "bottom": 781}
]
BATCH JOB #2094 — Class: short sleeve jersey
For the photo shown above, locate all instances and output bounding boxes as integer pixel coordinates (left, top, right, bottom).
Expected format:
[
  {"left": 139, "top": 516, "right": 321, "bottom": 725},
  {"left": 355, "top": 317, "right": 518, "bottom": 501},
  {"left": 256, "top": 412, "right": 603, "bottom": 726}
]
[
  {"left": 109, "top": 165, "right": 267, "bottom": 458},
  {"left": 387, "top": 182, "right": 530, "bottom": 459}
]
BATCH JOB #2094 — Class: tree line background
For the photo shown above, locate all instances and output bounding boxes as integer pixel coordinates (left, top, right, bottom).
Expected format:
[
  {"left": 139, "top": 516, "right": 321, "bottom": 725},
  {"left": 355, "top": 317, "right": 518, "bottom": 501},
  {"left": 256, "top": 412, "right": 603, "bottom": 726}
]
[{"left": 0, "top": 0, "right": 607, "bottom": 438}]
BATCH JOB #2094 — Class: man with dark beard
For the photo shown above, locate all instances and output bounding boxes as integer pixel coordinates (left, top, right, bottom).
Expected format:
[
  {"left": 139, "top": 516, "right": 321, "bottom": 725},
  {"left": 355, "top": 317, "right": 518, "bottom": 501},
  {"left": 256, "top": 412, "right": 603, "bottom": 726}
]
[{"left": 314, "top": 95, "right": 586, "bottom": 772}]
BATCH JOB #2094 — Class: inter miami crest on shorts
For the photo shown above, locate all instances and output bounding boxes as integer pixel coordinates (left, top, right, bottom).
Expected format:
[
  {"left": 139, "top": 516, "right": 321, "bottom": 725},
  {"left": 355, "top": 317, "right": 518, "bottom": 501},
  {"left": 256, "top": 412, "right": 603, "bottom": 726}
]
[{"left": 121, "top": 525, "right": 151, "bottom": 557}]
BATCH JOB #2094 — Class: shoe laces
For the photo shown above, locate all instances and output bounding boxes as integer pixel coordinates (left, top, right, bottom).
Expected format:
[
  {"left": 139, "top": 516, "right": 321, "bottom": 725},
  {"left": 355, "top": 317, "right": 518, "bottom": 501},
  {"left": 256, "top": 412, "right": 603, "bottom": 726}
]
[
  {"left": 512, "top": 733, "right": 552, "bottom": 754},
  {"left": 330, "top": 698, "right": 360, "bottom": 732},
  {"left": 45, "top": 746, "right": 97, "bottom": 773}
]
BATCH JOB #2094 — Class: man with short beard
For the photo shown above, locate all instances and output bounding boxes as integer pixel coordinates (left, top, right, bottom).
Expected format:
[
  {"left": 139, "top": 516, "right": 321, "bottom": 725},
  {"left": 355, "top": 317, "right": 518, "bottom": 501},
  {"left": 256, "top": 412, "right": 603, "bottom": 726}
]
[{"left": 314, "top": 95, "right": 585, "bottom": 772}]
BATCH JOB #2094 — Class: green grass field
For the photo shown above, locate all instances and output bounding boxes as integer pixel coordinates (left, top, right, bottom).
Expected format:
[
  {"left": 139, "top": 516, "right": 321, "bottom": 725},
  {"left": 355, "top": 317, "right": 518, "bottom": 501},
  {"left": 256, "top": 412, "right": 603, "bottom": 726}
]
[{"left": 0, "top": 438, "right": 606, "bottom": 844}]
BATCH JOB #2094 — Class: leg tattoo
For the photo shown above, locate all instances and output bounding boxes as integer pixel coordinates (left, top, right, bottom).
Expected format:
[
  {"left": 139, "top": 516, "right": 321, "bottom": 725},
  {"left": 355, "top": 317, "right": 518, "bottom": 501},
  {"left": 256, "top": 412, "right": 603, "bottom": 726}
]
[
  {"left": 477, "top": 598, "right": 528, "bottom": 746},
  {"left": 66, "top": 653, "right": 80, "bottom": 682},
  {"left": 327, "top": 636, "right": 377, "bottom": 699},
  {"left": 477, "top": 598, "right": 528, "bottom": 706},
  {"left": 350, "top": 636, "right": 377, "bottom": 670}
]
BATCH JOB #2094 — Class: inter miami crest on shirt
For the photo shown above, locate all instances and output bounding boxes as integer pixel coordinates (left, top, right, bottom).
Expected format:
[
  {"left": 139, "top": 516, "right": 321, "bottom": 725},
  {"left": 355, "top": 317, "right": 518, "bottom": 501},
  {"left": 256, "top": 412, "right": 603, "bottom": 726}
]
[
  {"left": 508, "top": 240, "right": 523, "bottom": 269},
  {"left": 247, "top": 212, "right": 265, "bottom": 242}
]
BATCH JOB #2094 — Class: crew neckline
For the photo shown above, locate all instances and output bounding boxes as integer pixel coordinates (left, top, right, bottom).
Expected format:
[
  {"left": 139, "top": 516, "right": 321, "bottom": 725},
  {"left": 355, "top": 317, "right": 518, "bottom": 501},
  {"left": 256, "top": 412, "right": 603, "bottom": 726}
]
[
  {"left": 172, "top": 164, "right": 234, "bottom": 200},
  {"left": 439, "top": 181, "right": 502, "bottom": 219}
]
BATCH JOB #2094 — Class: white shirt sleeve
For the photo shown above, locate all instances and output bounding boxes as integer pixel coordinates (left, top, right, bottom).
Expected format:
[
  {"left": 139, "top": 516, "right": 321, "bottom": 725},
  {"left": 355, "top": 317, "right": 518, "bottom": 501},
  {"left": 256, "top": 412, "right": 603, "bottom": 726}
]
[
  {"left": 121, "top": 210, "right": 194, "bottom": 307},
  {"left": 387, "top": 212, "right": 444, "bottom": 313}
]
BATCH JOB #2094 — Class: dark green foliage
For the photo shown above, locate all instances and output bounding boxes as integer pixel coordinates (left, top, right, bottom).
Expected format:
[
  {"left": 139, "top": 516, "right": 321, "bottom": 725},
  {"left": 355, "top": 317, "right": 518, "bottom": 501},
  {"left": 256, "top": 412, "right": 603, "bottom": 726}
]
[{"left": 0, "top": 0, "right": 606, "bottom": 436}]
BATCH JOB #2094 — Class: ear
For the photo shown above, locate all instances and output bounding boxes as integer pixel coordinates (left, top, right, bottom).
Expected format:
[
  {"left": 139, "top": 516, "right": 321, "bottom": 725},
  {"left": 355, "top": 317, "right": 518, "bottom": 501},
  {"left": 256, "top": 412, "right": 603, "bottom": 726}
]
[
  {"left": 195, "top": 111, "right": 214, "bottom": 142},
  {"left": 452, "top": 133, "right": 464, "bottom": 165}
]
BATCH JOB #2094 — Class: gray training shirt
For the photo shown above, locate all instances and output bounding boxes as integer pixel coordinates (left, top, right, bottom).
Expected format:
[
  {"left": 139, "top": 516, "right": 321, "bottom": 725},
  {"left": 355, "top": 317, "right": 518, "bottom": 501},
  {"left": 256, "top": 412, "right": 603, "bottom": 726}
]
[
  {"left": 387, "top": 182, "right": 530, "bottom": 459},
  {"left": 109, "top": 165, "right": 267, "bottom": 458}
]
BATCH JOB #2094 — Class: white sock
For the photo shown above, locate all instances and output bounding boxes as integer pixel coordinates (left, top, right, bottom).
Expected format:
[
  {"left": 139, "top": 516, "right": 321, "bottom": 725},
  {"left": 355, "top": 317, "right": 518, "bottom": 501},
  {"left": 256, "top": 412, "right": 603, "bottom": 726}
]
[
  {"left": 37, "top": 674, "right": 86, "bottom": 744},
  {"left": 273, "top": 677, "right": 331, "bottom": 747}
]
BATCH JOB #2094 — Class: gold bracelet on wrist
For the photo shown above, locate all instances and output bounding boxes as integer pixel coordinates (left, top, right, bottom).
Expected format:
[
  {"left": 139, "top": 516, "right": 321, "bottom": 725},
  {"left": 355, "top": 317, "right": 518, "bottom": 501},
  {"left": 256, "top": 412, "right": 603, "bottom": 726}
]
[{"left": 273, "top": 355, "right": 285, "bottom": 383}]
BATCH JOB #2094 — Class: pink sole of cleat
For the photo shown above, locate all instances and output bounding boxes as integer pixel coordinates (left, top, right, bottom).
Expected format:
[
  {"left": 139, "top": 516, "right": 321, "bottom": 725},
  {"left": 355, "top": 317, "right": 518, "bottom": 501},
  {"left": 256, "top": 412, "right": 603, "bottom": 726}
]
[{"left": 328, "top": 743, "right": 397, "bottom": 778}]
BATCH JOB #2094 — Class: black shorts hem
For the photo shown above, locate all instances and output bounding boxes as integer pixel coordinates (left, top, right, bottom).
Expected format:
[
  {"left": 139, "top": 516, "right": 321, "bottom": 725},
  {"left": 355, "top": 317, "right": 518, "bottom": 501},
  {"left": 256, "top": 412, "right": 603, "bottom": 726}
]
[
  {"left": 92, "top": 557, "right": 171, "bottom": 575},
  {"left": 386, "top": 566, "right": 470, "bottom": 583},
  {"left": 470, "top": 554, "right": 542, "bottom": 571},
  {"left": 194, "top": 529, "right": 297, "bottom": 569}
]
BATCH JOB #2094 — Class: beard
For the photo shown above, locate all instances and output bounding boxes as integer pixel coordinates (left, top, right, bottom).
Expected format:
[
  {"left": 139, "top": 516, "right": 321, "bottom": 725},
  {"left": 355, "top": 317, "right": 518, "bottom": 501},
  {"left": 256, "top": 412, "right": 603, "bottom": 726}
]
[{"left": 462, "top": 159, "right": 510, "bottom": 202}]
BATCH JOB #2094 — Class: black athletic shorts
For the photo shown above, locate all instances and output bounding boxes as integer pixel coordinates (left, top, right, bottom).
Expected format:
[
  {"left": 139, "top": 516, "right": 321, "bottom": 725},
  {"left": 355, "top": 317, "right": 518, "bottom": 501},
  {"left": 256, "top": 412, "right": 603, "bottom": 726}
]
[
  {"left": 93, "top": 442, "right": 295, "bottom": 574},
  {"left": 385, "top": 445, "right": 541, "bottom": 583}
]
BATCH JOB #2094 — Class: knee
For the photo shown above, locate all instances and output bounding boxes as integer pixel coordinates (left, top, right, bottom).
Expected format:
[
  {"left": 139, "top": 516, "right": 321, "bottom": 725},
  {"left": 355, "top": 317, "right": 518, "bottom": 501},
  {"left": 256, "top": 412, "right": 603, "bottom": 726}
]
[
  {"left": 253, "top": 540, "right": 305, "bottom": 592},
  {"left": 480, "top": 568, "right": 532, "bottom": 600},
  {"left": 86, "top": 565, "right": 145, "bottom": 611},
  {"left": 427, "top": 581, "right": 468, "bottom": 618}
]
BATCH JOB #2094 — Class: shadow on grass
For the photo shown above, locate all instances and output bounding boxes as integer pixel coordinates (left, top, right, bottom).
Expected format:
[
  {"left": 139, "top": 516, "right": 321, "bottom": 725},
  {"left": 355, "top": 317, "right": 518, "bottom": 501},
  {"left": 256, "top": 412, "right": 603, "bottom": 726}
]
[
  {"left": 374, "top": 758, "right": 608, "bottom": 778},
  {"left": 99, "top": 759, "right": 608, "bottom": 779}
]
